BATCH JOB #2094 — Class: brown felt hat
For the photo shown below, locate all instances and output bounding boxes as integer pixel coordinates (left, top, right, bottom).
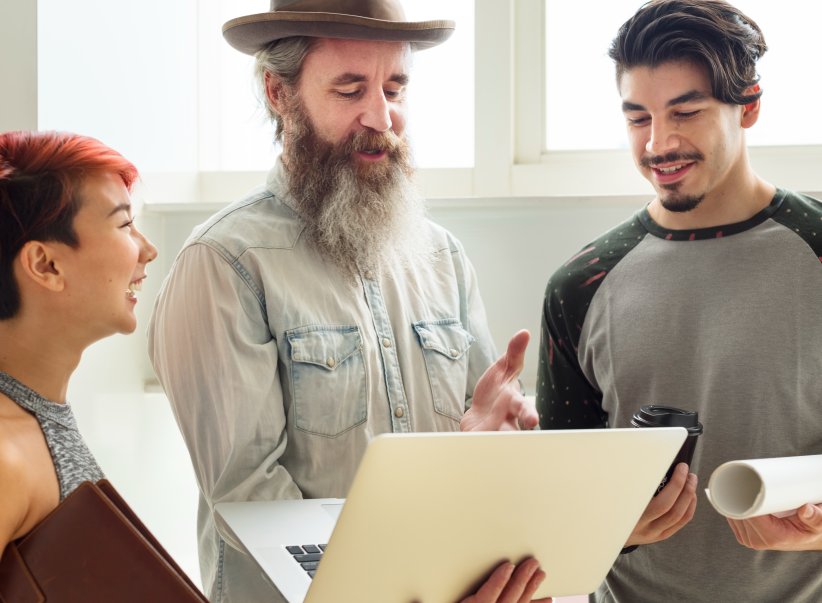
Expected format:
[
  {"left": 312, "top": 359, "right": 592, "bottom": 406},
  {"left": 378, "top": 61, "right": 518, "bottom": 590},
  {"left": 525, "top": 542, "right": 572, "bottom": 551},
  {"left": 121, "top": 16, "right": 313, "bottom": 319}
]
[{"left": 223, "top": 0, "right": 455, "bottom": 55}]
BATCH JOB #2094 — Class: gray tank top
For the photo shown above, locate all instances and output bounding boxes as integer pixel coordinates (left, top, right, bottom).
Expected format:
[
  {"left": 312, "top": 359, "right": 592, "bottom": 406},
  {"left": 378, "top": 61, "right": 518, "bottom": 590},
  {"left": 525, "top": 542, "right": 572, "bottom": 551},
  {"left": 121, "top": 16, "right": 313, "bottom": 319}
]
[{"left": 0, "top": 371, "right": 104, "bottom": 500}]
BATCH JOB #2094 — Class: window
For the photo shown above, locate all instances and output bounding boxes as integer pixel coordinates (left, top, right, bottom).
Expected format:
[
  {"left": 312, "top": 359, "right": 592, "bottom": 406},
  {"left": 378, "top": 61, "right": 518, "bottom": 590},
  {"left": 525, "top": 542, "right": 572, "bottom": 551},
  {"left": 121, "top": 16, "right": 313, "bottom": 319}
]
[
  {"left": 38, "top": 0, "right": 199, "bottom": 173},
  {"left": 544, "top": 1, "right": 822, "bottom": 150},
  {"left": 31, "top": 2, "right": 822, "bottom": 200}
]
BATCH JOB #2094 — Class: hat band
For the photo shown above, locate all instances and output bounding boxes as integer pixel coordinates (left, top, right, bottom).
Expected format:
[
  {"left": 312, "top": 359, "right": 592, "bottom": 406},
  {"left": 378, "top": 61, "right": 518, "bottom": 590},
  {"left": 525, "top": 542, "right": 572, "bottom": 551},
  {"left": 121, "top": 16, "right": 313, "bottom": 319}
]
[{"left": 271, "top": 0, "right": 406, "bottom": 22}]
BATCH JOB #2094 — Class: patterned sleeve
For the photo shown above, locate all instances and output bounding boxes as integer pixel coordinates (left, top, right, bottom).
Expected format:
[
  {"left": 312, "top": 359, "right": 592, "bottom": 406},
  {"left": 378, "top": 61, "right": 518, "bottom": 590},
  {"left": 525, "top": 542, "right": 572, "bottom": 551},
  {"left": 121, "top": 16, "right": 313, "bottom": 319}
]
[{"left": 536, "top": 276, "right": 608, "bottom": 429}]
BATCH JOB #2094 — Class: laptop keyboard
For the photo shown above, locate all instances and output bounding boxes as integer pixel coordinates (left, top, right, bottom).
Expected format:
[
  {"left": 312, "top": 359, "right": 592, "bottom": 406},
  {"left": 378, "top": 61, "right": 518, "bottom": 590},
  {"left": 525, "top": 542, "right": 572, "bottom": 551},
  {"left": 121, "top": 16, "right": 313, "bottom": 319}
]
[{"left": 286, "top": 544, "right": 327, "bottom": 578}]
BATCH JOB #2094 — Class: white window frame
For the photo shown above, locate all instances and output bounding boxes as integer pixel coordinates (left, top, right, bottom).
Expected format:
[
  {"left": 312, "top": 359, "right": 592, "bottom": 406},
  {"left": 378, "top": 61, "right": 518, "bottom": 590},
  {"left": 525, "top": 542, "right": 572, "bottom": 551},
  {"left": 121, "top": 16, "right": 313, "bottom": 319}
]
[
  {"left": 7, "top": 2, "right": 820, "bottom": 203},
  {"left": 503, "top": 1, "right": 822, "bottom": 199}
]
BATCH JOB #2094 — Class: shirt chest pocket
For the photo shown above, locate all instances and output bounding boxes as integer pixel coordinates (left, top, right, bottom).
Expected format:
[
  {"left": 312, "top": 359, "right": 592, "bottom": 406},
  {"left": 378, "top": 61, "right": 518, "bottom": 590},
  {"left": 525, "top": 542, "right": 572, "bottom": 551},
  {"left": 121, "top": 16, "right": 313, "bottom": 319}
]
[
  {"left": 287, "top": 325, "right": 367, "bottom": 437},
  {"left": 413, "top": 319, "right": 476, "bottom": 422}
]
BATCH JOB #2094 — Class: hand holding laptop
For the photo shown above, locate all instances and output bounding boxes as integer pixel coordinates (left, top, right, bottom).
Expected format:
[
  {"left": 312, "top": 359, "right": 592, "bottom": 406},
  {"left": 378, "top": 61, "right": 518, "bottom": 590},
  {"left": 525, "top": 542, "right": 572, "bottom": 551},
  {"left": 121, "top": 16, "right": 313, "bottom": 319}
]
[
  {"left": 460, "top": 558, "right": 551, "bottom": 603},
  {"left": 461, "top": 330, "right": 538, "bottom": 432},
  {"left": 216, "top": 428, "right": 687, "bottom": 601}
]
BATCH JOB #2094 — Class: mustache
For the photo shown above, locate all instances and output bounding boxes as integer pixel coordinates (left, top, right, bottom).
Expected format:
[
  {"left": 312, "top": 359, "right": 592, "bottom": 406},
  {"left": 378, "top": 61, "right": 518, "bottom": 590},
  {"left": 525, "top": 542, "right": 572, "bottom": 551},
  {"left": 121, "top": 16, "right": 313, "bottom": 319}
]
[
  {"left": 339, "top": 128, "right": 404, "bottom": 155},
  {"left": 640, "top": 151, "right": 704, "bottom": 168}
]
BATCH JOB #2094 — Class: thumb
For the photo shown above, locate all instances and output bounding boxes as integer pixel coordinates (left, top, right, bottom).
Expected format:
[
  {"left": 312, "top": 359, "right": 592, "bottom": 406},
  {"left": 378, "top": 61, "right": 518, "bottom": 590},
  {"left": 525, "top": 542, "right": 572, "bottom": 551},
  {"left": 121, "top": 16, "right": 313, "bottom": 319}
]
[
  {"left": 799, "top": 504, "right": 822, "bottom": 528},
  {"left": 501, "top": 329, "right": 530, "bottom": 379}
]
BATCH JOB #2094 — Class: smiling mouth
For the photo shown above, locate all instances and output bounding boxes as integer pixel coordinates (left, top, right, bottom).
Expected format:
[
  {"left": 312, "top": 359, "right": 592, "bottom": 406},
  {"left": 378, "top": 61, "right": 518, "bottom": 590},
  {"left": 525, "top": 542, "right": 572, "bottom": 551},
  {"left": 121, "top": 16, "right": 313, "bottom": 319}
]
[
  {"left": 126, "top": 279, "right": 143, "bottom": 300},
  {"left": 655, "top": 164, "right": 688, "bottom": 175}
]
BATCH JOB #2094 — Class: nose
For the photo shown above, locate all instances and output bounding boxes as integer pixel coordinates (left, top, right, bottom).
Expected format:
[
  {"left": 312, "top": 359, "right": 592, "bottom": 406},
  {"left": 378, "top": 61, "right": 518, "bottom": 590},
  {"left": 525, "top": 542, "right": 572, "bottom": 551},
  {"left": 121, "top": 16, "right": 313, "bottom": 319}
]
[
  {"left": 645, "top": 119, "right": 681, "bottom": 156},
  {"left": 359, "top": 89, "right": 392, "bottom": 133},
  {"left": 138, "top": 229, "right": 158, "bottom": 264}
]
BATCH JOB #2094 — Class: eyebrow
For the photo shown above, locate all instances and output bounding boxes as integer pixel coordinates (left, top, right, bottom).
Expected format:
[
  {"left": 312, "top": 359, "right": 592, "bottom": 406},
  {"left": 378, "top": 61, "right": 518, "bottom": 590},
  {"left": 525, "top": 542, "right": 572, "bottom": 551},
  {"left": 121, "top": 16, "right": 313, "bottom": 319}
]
[
  {"left": 330, "top": 72, "right": 409, "bottom": 86},
  {"left": 622, "top": 89, "right": 710, "bottom": 112},
  {"left": 107, "top": 203, "right": 132, "bottom": 218}
]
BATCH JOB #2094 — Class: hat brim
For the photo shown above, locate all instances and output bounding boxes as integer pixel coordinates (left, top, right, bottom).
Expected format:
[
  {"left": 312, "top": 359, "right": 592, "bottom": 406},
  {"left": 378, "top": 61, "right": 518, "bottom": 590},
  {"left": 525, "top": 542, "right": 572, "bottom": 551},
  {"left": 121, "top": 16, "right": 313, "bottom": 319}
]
[{"left": 223, "top": 11, "right": 455, "bottom": 55}]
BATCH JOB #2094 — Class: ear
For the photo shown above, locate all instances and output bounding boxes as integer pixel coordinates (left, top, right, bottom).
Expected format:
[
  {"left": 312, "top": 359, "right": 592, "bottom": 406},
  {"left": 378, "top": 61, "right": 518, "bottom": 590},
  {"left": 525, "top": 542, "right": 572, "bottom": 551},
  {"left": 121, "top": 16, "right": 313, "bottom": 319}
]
[
  {"left": 16, "top": 240, "right": 66, "bottom": 293},
  {"left": 741, "top": 84, "right": 761, "bottom": 129},
  {"left": 264, "top": 71, "right": 288, "bottom": 115}
]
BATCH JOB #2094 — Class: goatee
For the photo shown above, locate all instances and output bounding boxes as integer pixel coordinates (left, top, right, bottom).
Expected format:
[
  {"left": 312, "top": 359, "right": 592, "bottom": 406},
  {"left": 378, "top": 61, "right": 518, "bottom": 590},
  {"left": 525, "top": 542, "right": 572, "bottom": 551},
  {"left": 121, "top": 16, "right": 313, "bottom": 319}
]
[
  {"left": 640, "top": 151, "right": 706, "bottom": 213},
  {"left": 281, "top": 101, "right": 433, "bottom": 277},
  {"left": 658, "top": 189, "right": 705, "bottom": 213}
]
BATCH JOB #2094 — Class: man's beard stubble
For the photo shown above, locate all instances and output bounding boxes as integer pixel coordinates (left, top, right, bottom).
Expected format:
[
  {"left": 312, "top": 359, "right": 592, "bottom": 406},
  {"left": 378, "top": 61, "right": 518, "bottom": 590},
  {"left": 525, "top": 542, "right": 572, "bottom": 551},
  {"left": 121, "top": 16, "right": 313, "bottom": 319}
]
[{"left": 281, "top": 100, "right": 433, "bottom": 277}]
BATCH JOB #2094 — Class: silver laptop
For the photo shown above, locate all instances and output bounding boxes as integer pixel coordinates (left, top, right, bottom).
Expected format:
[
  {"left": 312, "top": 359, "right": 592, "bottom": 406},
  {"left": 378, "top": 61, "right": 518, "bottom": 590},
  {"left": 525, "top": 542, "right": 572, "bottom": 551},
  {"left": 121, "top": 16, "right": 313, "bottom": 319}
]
[{"left": 215, "top": 427, "right": 685, "bottom": 602}]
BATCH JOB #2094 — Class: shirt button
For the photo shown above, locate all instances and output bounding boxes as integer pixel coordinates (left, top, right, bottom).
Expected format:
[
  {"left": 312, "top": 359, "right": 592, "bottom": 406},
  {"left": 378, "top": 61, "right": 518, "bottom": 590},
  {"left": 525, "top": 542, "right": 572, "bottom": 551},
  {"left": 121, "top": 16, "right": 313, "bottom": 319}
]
[
  {"left": 394, "top": 406, "right": 405, "bottom": 418},
  {"left": 326, "top": 357, "right": 336, "bottom": 368},
  {"left": 382, "top": 338, "right": 392, "bottom": 348},
  {"left": 450, "top": 348, "right": 459, "bottom": 358},
  {"left": 364, "top": 270, "right": 374, "bottom": 280}
]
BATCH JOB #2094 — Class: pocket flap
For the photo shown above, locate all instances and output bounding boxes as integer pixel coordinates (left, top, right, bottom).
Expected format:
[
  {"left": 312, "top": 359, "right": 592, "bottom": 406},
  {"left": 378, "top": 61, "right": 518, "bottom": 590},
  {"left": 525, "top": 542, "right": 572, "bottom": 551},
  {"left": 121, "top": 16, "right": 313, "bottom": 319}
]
[
  {"left": 413, "top": 320, "right": 475, "bottom": 360},
  {"left": 287, "top": 326, "right": 362, "bottom": 370}
]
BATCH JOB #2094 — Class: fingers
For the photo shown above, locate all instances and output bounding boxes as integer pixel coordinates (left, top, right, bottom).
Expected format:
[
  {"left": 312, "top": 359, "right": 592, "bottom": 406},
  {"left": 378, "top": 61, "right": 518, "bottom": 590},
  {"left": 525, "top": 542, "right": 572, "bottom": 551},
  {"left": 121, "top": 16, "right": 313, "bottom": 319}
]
[
  {"left": 727, "top": 515, "right": 771, "bottom": 550},
  {"left": 727, "top": 504, "right": 822, "bottom": 551},
  {"left": 727, "top": 517, "right": 745, "bottom": 545},
  {"left": 463, "top": 561, "right": 515, "bottom": 602},
  {"left": 517, "top": 396, "right": 540, "bottom": 430},
  {"left": 656, "top": 476, "right": 697, "bottom": 539},
  {"left": 461, "top": 559, "right": 548, "bottom": 603},
  {"left": 501, "top": 558, "right": 545, "bottom": 603},
  {"left": 628, "top": 464, "right": 698, "bottom": 546},
  {"left": 501, "top": 330, "right": 530, "bottom": 381},
  {"left": 462, "top": 330, "right": 532, "bottom": 433},
  {"left": 798, "top": 504, "right": 822, "bottom": 530},
  {"left": 507, "top": 558, "right": 546, "bottom": 603}
]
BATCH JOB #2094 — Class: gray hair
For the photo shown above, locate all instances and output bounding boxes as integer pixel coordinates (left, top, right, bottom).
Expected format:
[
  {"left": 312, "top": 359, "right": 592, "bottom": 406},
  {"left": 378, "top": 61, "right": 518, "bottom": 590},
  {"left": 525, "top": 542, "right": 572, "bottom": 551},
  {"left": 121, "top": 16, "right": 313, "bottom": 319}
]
[{"left": 254, "top": 36, "right": 317, "bottom": 140}]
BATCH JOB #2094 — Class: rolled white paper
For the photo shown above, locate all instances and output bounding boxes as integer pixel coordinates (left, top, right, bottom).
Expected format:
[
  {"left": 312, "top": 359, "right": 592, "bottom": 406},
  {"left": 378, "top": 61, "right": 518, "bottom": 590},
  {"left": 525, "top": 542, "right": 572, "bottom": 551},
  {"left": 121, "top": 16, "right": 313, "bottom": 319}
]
[{"left": 705, "top": 454, "right": 822, "bottom": 519}]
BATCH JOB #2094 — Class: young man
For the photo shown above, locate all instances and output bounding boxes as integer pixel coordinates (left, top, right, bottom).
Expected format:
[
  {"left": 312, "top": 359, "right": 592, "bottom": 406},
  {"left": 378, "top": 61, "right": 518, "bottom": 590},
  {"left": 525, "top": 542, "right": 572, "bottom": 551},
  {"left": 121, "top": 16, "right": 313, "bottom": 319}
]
[
  {"left": 537, "top": 1, "right": 822, "bottom": 601},
  {"left": 149, "top": 2, "right": 544, "bottom": 601}
]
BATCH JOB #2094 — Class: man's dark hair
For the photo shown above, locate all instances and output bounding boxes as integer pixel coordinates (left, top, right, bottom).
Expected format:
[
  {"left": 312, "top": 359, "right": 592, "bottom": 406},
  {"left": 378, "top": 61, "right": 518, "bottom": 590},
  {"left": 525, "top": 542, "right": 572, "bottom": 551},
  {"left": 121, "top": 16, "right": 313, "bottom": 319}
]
[{"left": 609, "top": 0, "right": 767, "bottom": 105}]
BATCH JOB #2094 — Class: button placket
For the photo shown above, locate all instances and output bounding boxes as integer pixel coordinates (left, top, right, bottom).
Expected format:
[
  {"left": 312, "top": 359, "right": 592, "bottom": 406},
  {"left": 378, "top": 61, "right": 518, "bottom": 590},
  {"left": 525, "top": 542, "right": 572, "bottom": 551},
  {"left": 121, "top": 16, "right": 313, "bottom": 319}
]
[{"left": 360, "top": 276, "right": 411, "bottom": 432}]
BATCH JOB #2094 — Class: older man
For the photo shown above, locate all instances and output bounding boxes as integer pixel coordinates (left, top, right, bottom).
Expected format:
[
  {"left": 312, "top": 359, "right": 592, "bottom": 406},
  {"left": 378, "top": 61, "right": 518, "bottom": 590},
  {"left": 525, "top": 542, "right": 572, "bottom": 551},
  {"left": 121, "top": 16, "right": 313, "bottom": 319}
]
[{"left": 149, "top": 1, "right": 544, "bottom": 601}]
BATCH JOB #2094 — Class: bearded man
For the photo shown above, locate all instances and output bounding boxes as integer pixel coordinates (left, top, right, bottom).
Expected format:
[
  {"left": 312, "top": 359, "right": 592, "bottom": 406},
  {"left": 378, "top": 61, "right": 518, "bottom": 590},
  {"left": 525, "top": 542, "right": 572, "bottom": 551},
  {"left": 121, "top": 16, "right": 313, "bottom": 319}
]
[{"left": 148, "top": 2, "right": 545, "bottom": 602}]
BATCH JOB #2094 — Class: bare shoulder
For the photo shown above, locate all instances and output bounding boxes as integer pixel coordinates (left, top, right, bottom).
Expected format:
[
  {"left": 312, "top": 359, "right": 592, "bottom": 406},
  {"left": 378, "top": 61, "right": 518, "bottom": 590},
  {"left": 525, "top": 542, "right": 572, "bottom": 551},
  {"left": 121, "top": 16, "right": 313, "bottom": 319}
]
[
  {"left": 0, "top": 427, "right": 33, "bottom": 553},
  {"left": 0, "top": 395, "right": 60, "bottom": 552}
]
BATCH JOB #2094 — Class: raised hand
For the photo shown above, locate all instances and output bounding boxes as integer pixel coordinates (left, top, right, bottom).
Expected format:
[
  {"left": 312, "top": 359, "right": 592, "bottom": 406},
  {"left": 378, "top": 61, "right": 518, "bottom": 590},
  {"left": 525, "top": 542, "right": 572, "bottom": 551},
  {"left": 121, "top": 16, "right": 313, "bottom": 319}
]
[{"left": 461, "top": 330, "right": 538, "bottom": 432}]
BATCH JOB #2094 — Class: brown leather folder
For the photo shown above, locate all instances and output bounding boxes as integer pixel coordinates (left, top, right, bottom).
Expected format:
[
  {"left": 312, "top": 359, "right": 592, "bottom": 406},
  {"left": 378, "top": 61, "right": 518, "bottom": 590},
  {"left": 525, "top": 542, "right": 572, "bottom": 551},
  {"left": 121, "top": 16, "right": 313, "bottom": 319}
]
[{"left": 0, "top": 479, "right": 208, "bottom": 603}]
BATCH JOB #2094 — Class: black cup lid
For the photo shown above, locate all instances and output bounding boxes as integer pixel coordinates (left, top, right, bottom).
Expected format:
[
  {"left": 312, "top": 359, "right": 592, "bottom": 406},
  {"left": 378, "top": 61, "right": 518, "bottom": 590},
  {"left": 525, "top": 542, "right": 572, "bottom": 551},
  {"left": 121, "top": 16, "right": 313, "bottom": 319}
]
[{"left": 631, "top": 405, "right": 704, "bottom": 434}]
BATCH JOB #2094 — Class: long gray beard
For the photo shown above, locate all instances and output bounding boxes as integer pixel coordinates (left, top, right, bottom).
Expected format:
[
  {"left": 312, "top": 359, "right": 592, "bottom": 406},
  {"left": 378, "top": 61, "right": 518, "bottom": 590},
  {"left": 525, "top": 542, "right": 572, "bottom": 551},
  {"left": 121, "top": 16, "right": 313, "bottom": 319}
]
[
  {"left": 283, "top": 106, "right": 433, "bottom": 277},
  {"left": 307, "top": 161, "right": 433, "bottom": 275}
]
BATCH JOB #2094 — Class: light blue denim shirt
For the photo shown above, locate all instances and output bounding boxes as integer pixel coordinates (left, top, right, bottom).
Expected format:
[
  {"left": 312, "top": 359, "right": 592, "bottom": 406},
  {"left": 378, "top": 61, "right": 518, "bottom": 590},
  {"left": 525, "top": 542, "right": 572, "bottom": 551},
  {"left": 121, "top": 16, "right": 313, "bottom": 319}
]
[{"left": 148, "top": 161, "right": 498, "bottom": 602}]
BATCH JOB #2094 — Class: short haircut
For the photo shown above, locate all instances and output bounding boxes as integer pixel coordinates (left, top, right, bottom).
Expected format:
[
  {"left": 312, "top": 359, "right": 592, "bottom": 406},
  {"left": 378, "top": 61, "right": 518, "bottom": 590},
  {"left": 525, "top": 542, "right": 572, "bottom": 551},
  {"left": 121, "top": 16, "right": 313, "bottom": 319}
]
[
  {"left": 0, "top": 130, "right": 138, "bottom": 319},
  {"left": 609, "top": 0, "right": 767, "bottom": 105}
]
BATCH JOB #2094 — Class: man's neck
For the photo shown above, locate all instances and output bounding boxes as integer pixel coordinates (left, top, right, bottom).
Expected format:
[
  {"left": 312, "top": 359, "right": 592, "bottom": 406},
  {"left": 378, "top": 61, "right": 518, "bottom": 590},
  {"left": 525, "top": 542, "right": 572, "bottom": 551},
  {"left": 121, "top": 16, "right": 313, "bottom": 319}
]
[{"left": 647, "top": 170, "right": 776, "bottom": 231}]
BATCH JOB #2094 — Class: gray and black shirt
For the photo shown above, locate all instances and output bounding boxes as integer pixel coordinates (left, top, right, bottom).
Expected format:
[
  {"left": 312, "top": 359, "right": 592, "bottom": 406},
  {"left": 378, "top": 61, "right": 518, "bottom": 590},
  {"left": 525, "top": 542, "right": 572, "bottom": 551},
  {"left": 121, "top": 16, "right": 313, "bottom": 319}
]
[{"left": 537, "top": 189, "right": 822, "bottom": 602}]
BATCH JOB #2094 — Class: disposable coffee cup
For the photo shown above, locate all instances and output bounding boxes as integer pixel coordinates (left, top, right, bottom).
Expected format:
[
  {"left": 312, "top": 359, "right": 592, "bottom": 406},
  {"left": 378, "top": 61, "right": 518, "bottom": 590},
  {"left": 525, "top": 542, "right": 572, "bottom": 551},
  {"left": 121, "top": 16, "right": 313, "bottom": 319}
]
[{"left": 631, "top": 405, "right": 703, "bottom": 495}]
